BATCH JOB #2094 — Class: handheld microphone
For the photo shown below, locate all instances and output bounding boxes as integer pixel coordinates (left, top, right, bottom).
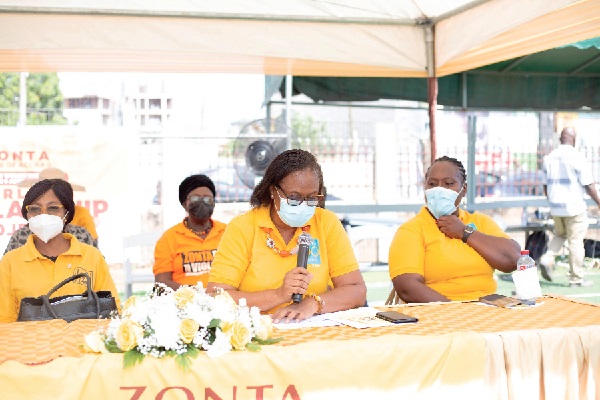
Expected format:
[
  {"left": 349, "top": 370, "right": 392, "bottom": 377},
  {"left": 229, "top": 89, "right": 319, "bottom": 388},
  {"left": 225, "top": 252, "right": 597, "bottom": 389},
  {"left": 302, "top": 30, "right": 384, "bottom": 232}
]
[{"left": 292, "top": 232, "right": 312, "bottom": 304}]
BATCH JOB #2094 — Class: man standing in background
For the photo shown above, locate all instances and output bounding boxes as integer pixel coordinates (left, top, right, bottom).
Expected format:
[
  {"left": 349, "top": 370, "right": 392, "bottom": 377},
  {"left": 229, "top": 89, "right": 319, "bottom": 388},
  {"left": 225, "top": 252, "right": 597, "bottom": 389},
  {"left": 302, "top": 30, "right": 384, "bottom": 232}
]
[{"left": 539, "top": 127, "right": 600, "bottom": 286}]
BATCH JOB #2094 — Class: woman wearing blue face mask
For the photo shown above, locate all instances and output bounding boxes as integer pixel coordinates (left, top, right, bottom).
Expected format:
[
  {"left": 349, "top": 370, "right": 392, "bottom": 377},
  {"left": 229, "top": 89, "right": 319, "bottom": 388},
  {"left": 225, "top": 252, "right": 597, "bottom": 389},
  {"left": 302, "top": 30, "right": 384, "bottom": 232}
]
[
  {"left": 388, "top": 156, "right": 521, "bottom": 303},
  {"left": 208, "top": 149, "right": 366, "bottom": 323}
]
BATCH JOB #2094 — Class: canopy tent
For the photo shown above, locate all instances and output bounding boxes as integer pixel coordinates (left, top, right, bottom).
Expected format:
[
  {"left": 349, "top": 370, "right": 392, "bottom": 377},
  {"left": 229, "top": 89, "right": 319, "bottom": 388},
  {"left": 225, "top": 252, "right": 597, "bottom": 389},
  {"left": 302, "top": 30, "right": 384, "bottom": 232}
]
[
  {"left": 280, "top": 38, "right": 600, "bottom": 110},
  {"left": 0, "top": 0, "right": 599, "bottom": 77},
  {"left": 1, "top": 0, "right": 599, "bottom": 161}
]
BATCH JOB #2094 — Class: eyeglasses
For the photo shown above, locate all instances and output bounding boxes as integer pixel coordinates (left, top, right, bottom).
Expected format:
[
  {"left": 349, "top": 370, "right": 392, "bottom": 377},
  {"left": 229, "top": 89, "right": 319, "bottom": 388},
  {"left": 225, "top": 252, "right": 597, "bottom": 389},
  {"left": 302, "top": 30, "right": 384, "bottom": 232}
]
[
  {"left": 188, "top": 195, "right": 215, "bottom": 206},
  {"left": 25, "top": 204, "right": 65, "bottom": 216},
  {"left": 275, "top": 186, "right": 324, "bottom": 207}
]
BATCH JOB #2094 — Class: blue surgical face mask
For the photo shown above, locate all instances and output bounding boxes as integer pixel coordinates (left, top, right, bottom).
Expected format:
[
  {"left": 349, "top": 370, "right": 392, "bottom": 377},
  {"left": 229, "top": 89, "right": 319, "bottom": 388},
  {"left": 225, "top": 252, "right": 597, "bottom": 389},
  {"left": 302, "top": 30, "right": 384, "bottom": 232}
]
[
  {"left": 425, "top": 186, "right": 464, "bottom": 219},
  {"left": 276, "top": 193, "right": 316, "bottom": 228}
]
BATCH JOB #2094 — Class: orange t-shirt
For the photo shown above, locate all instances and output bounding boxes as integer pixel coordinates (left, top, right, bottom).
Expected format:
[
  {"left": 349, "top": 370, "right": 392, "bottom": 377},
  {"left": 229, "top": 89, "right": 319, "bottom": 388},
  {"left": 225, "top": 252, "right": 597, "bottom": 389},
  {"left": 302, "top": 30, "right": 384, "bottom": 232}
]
[
  {"left": 71, "top": 205, "right": 98, "bottom": 239},
  {"left": 153, "top": 220, "right": 226, "bottom": 288}
]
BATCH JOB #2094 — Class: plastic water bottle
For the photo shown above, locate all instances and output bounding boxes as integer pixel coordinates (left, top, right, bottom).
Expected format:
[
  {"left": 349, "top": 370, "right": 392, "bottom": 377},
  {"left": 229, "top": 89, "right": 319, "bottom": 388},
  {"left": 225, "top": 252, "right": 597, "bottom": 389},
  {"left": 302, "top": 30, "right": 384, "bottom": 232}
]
[
  {"left": 514, "top": 250, "right": 540, "bottom": 305},
  {"left": 517, "top": 250, "right": 535, "bottom": 271}
]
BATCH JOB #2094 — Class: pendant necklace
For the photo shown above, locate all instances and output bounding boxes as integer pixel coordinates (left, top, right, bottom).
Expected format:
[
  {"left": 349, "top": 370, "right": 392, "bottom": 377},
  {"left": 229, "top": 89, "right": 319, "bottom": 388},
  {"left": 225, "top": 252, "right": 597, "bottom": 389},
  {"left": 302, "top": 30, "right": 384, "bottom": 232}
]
[{"left": 262, "top": 226, "right": 309, "bottom": 257}]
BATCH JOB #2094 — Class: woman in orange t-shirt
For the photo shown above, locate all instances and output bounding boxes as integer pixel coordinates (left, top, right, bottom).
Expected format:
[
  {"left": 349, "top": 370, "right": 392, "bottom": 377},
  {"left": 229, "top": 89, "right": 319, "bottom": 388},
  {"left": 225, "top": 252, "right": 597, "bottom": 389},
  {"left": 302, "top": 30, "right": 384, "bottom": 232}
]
[{"left": 153, "top": 174, "right": 226, "bottom": 290}]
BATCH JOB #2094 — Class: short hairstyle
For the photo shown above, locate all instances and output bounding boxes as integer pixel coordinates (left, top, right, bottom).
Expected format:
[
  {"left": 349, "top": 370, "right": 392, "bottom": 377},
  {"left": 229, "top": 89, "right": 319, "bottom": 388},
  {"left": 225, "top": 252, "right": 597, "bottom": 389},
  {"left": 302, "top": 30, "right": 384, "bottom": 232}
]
[
  {"left": 21, "top": 179, "right": 75, "bottom": 225},
  {"left": 426, "top": 155, "right": 467, "bottom": 185},
  {"left": 250, "top": 149, "right": 324, "bottom": 208},
  {"left": 178, "top": 174, "right": 216, "bottom": 205}
]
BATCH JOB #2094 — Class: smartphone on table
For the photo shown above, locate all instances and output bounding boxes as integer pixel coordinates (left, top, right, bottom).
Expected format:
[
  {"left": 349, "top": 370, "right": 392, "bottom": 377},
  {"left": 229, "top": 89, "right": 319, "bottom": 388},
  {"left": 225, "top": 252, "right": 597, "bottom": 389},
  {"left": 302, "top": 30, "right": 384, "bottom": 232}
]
[{"left": 375, "top": 311, "right": 418, "bottom": 324}]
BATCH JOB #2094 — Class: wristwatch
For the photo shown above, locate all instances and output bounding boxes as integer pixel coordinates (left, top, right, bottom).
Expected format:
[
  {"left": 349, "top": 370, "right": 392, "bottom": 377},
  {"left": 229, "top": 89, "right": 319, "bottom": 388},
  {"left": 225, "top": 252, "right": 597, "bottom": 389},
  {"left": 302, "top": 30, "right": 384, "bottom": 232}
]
[{"left": 462, "top": 225, "right": 475, "bottom": 243}]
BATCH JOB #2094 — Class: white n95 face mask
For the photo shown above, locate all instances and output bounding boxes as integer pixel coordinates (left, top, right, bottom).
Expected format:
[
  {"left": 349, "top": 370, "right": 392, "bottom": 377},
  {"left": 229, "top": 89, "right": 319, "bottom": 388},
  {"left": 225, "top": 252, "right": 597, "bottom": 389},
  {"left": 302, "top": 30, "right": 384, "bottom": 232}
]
[
  {"left": 425, "top": 186, "right": 463, "bottom": 219},
  {"left": 28, "top": 213, "right": 65, "bottom": 243}
]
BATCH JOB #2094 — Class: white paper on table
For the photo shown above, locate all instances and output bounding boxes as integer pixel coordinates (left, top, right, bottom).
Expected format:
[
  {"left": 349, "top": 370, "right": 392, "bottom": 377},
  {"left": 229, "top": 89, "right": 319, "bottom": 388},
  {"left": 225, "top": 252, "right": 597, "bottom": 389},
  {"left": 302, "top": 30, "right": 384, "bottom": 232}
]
[
  {"left": 273, "top": 313, "right": 341, "bottom": 330},
  {"left": 512, "top": 267, "right": 542, "bottom": 300},
  {"left": 325, "top": 306, "right": 396, "bottom": 329}
]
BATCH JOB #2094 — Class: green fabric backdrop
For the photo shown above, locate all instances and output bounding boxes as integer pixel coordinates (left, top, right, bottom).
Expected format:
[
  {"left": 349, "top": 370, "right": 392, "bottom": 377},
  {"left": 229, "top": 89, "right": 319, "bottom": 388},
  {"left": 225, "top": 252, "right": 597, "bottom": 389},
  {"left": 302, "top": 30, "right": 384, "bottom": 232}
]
[{"left": 282, "top": 38, "right": 600, "bottom": 110}]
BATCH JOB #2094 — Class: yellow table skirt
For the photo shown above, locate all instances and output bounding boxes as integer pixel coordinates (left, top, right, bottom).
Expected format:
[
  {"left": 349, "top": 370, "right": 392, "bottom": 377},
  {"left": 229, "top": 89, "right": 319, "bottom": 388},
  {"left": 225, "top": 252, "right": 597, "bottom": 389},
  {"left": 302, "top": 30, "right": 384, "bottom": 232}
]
[{"left": 0, "top": 296, "right": 598, "bottom": 399}]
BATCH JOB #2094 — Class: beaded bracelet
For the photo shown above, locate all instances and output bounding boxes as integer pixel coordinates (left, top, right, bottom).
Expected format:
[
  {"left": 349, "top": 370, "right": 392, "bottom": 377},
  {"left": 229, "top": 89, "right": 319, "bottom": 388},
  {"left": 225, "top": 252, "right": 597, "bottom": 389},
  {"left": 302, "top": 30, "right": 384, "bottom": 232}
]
[{"left": 306, "top": 293, "right": 325, "bottom": 315}]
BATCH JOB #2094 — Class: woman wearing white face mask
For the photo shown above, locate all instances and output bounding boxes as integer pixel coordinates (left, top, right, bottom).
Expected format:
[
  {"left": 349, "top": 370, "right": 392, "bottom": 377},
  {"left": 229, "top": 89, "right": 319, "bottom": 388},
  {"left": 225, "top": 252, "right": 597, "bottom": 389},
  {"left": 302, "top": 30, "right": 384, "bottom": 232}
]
[
  {"left": 208, "top": 149, "right": 366, "bottom": 323},
  {"left": 0, "top": 179, "right": 120, "bottom": 323},
  {"left": 388, "top": 156, "right": 521, "bottom": 303}
]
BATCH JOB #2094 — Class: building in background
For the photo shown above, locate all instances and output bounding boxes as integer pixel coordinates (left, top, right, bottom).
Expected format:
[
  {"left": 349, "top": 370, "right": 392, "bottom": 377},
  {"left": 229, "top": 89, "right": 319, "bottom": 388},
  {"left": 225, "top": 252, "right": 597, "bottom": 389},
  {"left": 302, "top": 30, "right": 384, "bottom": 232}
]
[{"left": 63, "top": 95, "right": 119, "bottom": 126}]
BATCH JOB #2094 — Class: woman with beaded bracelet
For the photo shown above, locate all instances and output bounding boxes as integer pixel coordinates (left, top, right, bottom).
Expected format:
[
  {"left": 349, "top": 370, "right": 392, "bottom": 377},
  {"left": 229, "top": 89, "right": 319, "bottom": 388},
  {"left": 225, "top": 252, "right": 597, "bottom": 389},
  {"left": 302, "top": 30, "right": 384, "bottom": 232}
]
[{"left": 208, "top": 149, "right": 366, "bottom": 323}]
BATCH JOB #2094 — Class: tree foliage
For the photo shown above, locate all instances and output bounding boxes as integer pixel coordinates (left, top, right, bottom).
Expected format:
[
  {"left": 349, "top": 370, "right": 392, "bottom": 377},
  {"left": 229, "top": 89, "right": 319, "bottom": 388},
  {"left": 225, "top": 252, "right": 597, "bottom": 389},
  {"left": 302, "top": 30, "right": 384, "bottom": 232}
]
[
  {"left": 291, "top": 114, "right": 328, "bottom": 148},
  {"left": 0, "top": 72, "right": 67, "bottom": 126},
  {"left": 0, "top": 73, "right": 20, "bottom": 125}
]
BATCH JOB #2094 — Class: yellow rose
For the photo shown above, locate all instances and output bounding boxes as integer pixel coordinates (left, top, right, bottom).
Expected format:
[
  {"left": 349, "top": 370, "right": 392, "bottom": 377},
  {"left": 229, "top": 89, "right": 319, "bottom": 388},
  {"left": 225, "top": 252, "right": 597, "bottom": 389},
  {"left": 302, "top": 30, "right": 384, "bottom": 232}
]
[
  {"left": 213, "top": 289, "right": 237, "bottom": 307},
  {"left": 173, "top": 286, "right": 196, "bottom": 308},
  {"left": 115, "top": 320, "right": 144, "bottom": 352},
  {"left": 180, "top": 319, "right": 200, "bottom": 344},
  {"left": 83, "top": 331, "right": 108, "bottom": 354},
  {"left": 221, "top": 321, "right": 252, "bottom": 350},
  {"left": 254, "top": 315, "right": 274, "bottom": 341},
  {"left": 121, "top": 295, "right": 137, "bottom": 316}
]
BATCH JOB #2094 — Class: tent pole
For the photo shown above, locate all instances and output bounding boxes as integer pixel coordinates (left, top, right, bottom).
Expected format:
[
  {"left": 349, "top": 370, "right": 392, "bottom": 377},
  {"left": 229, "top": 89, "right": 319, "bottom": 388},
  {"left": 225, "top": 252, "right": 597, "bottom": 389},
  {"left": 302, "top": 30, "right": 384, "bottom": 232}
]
[
  {"left": 425, "top": 25, "right": 436, "bottom": 164},
  {"left": 427, "top": 77, "right": 437, "bottom": 164},
  {"left": 18, "top": 72, "right": 28, "bottom": 126},
  {"left": 285, "top": 74, "right": 292, "bottom": 150},
  {"left": 466, "top": 116, "right": 477, "bottom": 211},
  {"left": 461, "top": 73, "right": 467, "bottom": 109}
]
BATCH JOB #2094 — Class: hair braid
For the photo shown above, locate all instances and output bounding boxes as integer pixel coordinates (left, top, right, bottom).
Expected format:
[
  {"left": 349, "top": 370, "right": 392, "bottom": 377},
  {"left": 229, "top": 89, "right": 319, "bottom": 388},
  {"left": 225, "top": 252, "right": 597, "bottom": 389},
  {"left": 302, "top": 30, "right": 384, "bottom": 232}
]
[
  {"left": 426, "top": 155, "right": 467, "bottom": 185},
  {"left": 250, "top": 149, "right": 324, "bottom": 208}
]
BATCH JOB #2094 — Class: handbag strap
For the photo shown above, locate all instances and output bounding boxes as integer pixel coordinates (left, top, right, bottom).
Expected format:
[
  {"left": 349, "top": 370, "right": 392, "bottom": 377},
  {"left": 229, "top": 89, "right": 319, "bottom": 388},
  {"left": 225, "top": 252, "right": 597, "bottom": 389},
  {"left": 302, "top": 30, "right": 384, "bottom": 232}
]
[
  {"left": 42, "top": 273, "right": 101, "bottom": 319},
  {"left": 46, "top": 273, "right": 93, "bottom": 298}
]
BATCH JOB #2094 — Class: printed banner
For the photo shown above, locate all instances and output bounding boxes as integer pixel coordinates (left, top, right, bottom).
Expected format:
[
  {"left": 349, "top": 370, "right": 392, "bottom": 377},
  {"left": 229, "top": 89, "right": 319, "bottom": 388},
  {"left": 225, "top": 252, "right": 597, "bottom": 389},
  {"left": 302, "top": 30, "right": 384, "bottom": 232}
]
[{"left": 0, "top": 126, "right": 141, "bottom": 262}]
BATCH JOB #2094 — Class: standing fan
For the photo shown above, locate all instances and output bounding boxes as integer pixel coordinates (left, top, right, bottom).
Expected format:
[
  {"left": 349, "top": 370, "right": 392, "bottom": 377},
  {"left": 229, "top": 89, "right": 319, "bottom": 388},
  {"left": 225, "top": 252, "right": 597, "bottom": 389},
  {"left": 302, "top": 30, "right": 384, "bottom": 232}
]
[{"left": 232, "top": 118, "right": 292, "bottom": 189}]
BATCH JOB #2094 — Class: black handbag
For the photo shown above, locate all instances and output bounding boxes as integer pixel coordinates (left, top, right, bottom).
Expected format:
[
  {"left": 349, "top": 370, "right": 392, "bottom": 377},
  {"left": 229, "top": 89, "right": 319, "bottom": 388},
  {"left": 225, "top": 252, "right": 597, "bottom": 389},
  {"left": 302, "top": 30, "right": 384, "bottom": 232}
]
[{"left": 17, "top": 273, "right": 118, "bottom": 323}]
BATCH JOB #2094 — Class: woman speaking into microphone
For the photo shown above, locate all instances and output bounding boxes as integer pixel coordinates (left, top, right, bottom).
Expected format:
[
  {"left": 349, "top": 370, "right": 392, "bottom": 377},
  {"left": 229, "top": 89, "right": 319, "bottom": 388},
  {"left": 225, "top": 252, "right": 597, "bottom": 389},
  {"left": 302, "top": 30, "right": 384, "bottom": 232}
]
[{"left": 208, "top": 149, "right": 366, "bottom": 323}]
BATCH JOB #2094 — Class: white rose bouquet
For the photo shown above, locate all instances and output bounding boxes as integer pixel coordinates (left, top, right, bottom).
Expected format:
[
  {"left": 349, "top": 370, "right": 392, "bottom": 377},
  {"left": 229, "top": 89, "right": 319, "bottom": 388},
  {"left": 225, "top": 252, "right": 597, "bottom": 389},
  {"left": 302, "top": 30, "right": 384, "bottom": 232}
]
[{"left": 83, "top": 284, "right": 281, "bottom": 371}]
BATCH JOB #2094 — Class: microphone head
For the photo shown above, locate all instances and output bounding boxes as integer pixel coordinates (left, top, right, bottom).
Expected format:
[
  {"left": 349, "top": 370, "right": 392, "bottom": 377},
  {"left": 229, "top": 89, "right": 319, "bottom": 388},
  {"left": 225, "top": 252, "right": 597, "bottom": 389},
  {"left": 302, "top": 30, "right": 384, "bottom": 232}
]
[{"left": 298, "top": 232, "right": 313, "bottom": 246}]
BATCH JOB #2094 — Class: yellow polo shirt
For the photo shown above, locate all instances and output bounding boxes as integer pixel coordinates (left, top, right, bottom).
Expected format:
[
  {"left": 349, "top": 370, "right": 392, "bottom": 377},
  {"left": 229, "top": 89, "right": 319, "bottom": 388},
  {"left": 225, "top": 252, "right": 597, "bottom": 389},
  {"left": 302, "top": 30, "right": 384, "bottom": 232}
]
[
  {"left": 389, "top": 206, "right": 510, "bottom": 301},
  {"left": 72, "top": 205, "right": 98, "bottom": 240},
  {"left": 209, "top": 206, "right": 358, "bottom": 313},
  {"left": 153, "top": 219, "right": 227, "bottom": 287},
  {"left": 0, "top": 234, "right": 120, "bottom": 323}
]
